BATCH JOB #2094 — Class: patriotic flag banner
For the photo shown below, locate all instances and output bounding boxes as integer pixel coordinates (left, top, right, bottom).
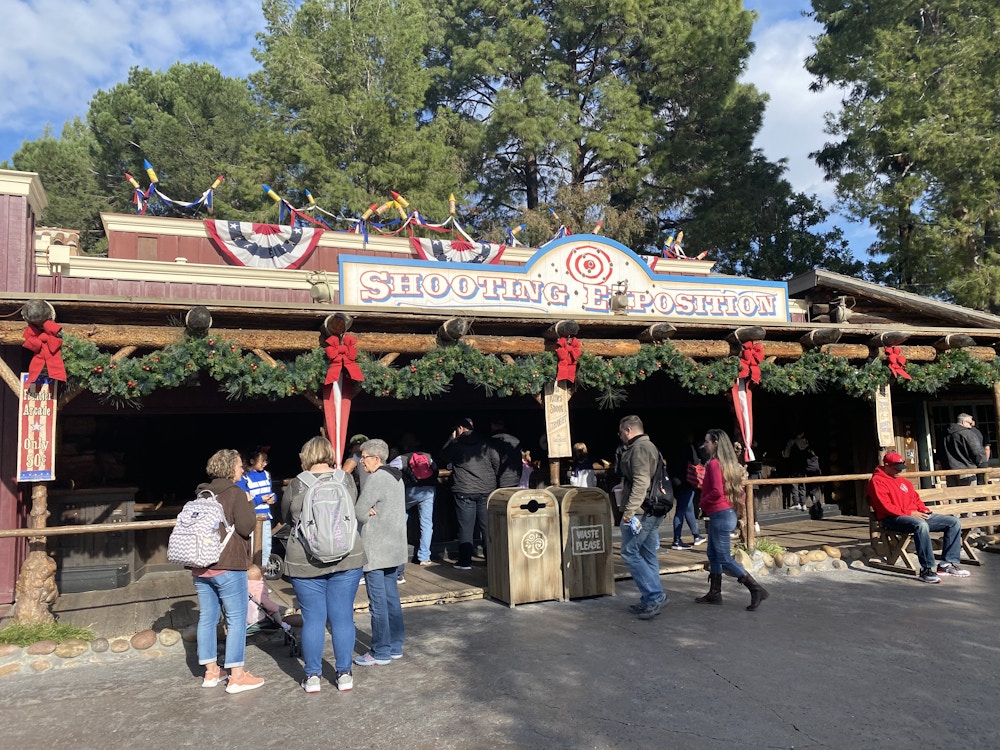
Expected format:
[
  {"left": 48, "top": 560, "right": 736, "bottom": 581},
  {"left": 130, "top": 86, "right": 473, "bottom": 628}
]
[
  {"left": 410, "top": 237, "right": 505, "bottom": 264},
  {"left": 18, "top": 374, "right": 57, "bottom": 482},
  {"left": 206, "top": 220, "right": 324, "bottom": 269}
]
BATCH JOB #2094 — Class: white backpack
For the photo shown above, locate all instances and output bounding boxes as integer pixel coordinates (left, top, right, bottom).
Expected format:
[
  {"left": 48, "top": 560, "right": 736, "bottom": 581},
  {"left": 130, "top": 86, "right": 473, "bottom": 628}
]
[
  {"left": 294, "top": 469, "right": 358, "bottom": 564},
  {"left": 167, "top": 490, "right": 235, "bottom": 568}
]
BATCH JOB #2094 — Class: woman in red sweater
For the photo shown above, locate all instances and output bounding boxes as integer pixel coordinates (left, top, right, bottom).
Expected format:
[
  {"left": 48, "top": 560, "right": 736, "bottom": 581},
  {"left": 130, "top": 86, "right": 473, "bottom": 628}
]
[{"left": 695, "top": 429, "right": 769, "bottom": 611}]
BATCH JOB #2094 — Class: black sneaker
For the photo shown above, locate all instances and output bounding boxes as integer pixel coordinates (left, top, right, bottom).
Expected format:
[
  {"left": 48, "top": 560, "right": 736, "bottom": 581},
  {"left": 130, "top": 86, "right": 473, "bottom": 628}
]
[
  {"left": 918, "top": 568, "right": 941, "bottom": 584},
  {"left": 670, "top": 541, "right": 692, "bottom": 550}
]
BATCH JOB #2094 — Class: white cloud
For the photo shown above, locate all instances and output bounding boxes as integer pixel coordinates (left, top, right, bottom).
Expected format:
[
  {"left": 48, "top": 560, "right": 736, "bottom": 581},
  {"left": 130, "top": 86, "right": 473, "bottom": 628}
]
[
  {"left": 743, "top": 18, "right": 843, "bottom": 203},
  {"left": 1, "top": 0, "right": 263, "bottom": 159}
]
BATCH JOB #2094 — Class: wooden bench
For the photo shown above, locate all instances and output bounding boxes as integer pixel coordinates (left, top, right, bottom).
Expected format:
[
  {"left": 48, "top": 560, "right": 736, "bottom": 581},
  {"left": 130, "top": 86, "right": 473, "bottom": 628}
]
[{"left": 869, "top": 483, "right": 1000, "bottom": 574}]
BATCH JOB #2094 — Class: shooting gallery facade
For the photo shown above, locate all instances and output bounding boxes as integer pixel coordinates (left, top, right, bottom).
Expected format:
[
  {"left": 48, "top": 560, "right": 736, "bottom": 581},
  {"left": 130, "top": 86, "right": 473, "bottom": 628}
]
[{"left": 2, "top": 168, "right": 1000, "bottom": 609}]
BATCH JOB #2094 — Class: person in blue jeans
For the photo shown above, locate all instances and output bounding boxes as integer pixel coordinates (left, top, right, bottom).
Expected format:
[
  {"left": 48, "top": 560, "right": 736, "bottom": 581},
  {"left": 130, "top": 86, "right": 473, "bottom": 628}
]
[
  {"left": 354, "top": 438, "right": 408, "bottom": 667},
  {"left": 695, "top": 429, "right": 768, "bottom": 611},
  {"left": 397, "top": 450, "right": 438, "bottom": 565},
  {"left": 867, "top": 451, "right": 970, "bottom": 583},
  {"left": 617, "top": 415, "right": 668, "bottom": 620},
  {"left": 282, "top": 436, "right": 366, "bottom": 693},
  {"left": 670, "top": 436, "right": 706, "bottom": 549},
  {"left": 191, "top": 448, "right": 264, "bottom": 693}
]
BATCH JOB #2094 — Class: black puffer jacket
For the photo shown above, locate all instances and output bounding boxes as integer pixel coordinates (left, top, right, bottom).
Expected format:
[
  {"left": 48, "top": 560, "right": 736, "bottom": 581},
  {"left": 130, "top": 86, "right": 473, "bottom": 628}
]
[
  {"left": 943, "top": 424, "right": 987, "bottom": 470},
  {"left": 442, "top": 432, "right": 500, "bottom": 495}
]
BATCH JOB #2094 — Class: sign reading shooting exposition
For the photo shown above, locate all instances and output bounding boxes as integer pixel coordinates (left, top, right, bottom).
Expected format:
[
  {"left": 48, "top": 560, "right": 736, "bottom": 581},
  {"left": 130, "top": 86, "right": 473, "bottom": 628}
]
[
  {"left": 17, "top": 374, "right": 57, "bottom": 482},
  {"left": 339, "top": 235, "right": 789, "bottom": 322}
]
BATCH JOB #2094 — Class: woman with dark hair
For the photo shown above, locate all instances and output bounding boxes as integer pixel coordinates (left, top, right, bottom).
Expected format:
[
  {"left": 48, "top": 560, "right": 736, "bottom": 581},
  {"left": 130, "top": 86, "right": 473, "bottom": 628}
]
[
  {"left": 192, "top": 449, "right": 264, "bottom": 693},
  {"left": 694, "top": 429, "right": 769, "bottom": 611},
  {"left": 282, "top": 436, "right": 366, "bottom": 694}
]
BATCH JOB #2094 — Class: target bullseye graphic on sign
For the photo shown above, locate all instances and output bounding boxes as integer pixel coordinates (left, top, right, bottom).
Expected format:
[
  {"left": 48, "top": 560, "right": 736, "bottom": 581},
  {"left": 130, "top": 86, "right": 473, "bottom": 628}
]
[{"left": 566, "top": 245, "right": 614, "bottom": 285}]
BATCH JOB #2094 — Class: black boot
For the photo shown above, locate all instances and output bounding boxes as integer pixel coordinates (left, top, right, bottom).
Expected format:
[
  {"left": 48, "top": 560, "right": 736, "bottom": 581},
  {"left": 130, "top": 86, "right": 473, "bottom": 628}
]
[
  {"left": 738, "top": 572, "right": 769, "bottom": 611},
  {"left": 694, "top": 573, "right": 723, "bottom": 605}
]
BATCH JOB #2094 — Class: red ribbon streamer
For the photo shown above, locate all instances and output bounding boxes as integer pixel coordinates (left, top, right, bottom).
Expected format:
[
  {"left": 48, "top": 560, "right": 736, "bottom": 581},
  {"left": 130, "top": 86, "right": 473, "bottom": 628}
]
[
  {"left": 885, "top": 346, "right": 912, "bottom": 380},
  {"left": 737, "top": 341, "right": 764, "bottom": 385},
  {"left": 22, "top": 320, "right": 67, "bottom": 382},
  {"left": 556, "top": 336, "right": 582, "bottom": 383},
  {"left": 324, "top": 334, "right": 365, "bottom": 384}
]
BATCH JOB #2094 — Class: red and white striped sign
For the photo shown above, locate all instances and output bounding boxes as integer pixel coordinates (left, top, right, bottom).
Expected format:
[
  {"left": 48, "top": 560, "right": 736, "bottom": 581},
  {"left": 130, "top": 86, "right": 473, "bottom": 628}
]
[{"left": 17, "top": 374, "right": 57, "bottom": 482}]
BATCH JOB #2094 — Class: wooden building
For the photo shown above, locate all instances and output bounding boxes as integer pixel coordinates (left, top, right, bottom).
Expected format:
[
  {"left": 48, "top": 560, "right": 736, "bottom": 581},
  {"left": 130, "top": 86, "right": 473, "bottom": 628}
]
[{"left": 2, "top": 168, "right": 1000, "bottom": 610}]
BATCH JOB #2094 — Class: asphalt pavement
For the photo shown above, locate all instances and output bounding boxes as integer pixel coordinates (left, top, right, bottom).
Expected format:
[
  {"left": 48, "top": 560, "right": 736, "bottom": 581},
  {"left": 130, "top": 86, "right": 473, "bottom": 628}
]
[{"left": 2, "top": 560, "right": 999, "bottom": 750}]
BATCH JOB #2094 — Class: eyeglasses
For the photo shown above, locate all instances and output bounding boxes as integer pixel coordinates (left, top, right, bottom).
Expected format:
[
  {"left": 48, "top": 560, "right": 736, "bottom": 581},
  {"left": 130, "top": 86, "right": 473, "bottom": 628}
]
[{"left": 360, "top": 454, "right": 374, "bottom": 462}]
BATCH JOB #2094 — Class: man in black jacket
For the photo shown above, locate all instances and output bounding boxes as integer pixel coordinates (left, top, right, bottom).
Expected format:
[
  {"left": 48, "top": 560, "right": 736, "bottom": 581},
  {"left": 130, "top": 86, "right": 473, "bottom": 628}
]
[
  {"left": 442, "top": 418, "right": 500, "bottom": 570},
  {"left": 943, "top": 413, "right": 988, "bottom": 487}
]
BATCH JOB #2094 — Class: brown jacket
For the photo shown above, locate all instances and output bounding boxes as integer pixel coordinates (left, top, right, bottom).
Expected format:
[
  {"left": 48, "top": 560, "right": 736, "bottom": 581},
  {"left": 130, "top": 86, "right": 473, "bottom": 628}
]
[{"left": 194, "top": 478, "right": 256, "bottom": 571}]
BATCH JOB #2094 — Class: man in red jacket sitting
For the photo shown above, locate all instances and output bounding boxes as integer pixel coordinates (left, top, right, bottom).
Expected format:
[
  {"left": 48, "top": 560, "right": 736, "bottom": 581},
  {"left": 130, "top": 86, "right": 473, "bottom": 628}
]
[{"left": 867, "top": 451, "right": 971, "bottom": 584}]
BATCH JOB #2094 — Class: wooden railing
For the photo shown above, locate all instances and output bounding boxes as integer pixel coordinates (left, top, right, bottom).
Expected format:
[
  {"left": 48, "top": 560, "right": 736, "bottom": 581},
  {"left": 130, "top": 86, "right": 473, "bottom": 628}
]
[{"left": 742, "top": 466, "right": 999, "bottom": 547}]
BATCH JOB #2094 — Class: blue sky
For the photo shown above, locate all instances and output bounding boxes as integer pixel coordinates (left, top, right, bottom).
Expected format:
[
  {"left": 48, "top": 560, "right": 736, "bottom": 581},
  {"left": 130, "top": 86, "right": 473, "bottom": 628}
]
[{"left": 1, "top": 0, "right": 871, "bottom": 257}]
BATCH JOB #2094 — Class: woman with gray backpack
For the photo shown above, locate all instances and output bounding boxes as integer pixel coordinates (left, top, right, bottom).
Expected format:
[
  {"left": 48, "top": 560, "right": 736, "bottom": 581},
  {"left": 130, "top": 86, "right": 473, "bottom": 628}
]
[{"left": 281, "top": 436, "right": 366, "bottom": 694}]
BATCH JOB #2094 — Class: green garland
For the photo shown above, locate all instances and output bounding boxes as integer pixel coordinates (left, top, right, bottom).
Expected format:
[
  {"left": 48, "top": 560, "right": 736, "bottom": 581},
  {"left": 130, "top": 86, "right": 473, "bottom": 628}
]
[{"left": 58, "top": 334, "right": 1000, "bottom": 408}]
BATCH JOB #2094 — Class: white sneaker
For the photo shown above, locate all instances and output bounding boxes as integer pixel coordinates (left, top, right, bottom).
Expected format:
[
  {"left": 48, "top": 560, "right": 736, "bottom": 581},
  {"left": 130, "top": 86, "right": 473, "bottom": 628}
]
[
  {"left": 302, "top": 675, "right": 321, "bottom": 693},
  {"left": 336, "top": 671, "right": 353, "bottom": 691}
]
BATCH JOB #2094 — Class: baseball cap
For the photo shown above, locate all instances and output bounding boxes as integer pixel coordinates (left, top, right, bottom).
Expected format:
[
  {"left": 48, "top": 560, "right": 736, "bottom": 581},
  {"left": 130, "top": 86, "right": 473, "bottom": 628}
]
[
  {"left": 455, "top": 417, "right": 474, "bottom": 431},
  {"left": 349, "top": 433, "right": 369, "bottom": 447},
  {"left": 882, "top": 451, "right": 905, "bottom": 466}
]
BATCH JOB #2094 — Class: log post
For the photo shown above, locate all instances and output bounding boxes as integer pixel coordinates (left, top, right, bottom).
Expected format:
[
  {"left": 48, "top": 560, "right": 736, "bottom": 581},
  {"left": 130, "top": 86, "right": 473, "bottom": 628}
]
[{"left": 13, "top": 483, "right": 58, "bottom": 624}]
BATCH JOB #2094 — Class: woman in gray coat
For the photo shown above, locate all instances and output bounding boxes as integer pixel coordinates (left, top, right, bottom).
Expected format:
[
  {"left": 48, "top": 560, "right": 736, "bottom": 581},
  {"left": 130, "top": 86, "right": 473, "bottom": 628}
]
[{"left": 353, "top": 438, "right": 408, "bottom": 666}]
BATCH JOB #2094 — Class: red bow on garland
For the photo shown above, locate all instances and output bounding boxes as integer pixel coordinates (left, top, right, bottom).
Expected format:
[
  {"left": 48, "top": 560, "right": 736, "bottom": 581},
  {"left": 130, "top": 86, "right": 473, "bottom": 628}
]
[
  {"left": 22, "top": 320, "right": 67, "bottom": 382},
  {"left": 737, "top": 341, "right": 764, "bottom": 385},
  {"left": 556, "top": 336, "right": 582, "bottom": 383},
  {"left": 885, "top": 346, "right": 912, "bottom": 380},
  {"left": 324, "top": 334, "right": 365, "bottom": 384}
]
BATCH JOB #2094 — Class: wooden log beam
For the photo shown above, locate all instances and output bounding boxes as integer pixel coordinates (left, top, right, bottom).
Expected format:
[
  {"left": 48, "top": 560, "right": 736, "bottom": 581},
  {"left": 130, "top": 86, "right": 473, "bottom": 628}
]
[
  {"left": 0, "top": 354, "right": 23, "bottom": 396},
  {"left": 0, "top": 321, "right": 994, "bottom": 362},
  {"left": 253, "top": 347, "right": 323, "bottom": 410}
]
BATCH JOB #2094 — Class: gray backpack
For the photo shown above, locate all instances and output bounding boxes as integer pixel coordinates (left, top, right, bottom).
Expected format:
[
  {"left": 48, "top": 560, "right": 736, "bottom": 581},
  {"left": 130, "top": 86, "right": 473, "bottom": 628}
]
[{"left": 293, "top": 469, "right": 358, "bottom": 564}]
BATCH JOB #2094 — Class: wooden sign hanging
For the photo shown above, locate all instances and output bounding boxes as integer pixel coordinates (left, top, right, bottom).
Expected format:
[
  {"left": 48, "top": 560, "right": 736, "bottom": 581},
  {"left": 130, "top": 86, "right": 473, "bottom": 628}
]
[{"left": 17, "top": 374, "right": 57, "bottom": 482}]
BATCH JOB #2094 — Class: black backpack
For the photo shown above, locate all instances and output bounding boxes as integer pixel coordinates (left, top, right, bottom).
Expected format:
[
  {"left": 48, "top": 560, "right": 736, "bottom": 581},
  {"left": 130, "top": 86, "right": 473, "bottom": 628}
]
[{"left": 643, "top": 453, "right": 675, "bottom": 517}]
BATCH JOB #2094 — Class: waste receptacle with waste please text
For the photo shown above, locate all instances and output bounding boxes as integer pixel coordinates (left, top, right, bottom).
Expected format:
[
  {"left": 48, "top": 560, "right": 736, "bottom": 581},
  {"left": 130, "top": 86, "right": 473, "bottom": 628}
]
[
  {"left": 548, "top": 486, "right": 615, "bottom": 600},
  {"left": 486, "top": 488, "right": 562, "bottom": 607}
]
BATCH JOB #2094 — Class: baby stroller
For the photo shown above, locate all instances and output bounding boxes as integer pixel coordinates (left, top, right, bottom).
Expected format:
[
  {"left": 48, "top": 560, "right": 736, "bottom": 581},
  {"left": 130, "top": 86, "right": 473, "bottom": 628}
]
[{"left": 246, "top": 591, "right": 300, "bottom": 658}]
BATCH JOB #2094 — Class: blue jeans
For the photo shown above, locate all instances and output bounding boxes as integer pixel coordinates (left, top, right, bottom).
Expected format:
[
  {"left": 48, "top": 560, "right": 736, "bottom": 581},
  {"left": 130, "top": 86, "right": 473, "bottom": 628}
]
[
  {"left": 672, "top": 485, "right": 699, "bottom": 543},
  {"left": 291, "top": 567, "right": 363, "bottom": 676},
  {"left": 193, "top": 570, "right": 248, "bottom": 668},
  {"left": 256, "top": 516, "right": 272, "bottom": 566},
  {"left": 881, "top": 513, "right": 963, "bottom": 571},
  {"left": 363, "top": 567, "right": 405, "bottom": 659},
  {"left": 406, "top": 485, "right": 435, "bottom": 562},
  {"left": 619, "top": 513, "right": 665, "bottom": 606},
  {"left": 455, "top": 493, "right": 488, "bottom": 566},
  {"left": 706, "top": 508, "right": 746, "bottom": 578}
]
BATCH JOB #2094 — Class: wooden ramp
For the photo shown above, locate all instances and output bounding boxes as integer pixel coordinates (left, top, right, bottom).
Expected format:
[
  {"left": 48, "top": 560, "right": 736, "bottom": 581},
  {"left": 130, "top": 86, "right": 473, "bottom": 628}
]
[{"left": 27, "top": 516, "right": 873, "bottom": 637}]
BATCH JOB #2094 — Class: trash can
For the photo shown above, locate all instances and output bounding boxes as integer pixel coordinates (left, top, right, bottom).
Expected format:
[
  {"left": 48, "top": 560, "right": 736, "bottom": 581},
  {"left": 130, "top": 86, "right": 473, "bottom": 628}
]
[
  {"left": 548, "top": 486, "right": 615, "bottom": 600},
  {"left": 486, "top": 488, "right": 563, "bottom": 607}
]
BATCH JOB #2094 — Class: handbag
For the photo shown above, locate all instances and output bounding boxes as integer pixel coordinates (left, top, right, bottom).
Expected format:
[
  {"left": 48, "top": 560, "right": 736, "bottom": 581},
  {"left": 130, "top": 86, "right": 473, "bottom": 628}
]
[{"left": 686, "top": 463, "right": 706, "bottom": 489}]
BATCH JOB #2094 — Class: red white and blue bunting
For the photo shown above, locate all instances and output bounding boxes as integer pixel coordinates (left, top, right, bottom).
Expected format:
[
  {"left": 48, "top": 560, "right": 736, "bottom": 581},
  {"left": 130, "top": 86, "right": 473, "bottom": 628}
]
[
  {"left": 410, "top": 237, "right": 505, "bottom": 264},
  {"left": 205, "top": 221, "right": 323, "bottom": 269}
]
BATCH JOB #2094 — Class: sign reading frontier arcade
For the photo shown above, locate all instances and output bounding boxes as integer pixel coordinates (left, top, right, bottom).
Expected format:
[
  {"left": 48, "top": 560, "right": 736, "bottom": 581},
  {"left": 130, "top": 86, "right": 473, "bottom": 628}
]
[{"left": 338, "top": 235, "right": 789, "bottom": 323}]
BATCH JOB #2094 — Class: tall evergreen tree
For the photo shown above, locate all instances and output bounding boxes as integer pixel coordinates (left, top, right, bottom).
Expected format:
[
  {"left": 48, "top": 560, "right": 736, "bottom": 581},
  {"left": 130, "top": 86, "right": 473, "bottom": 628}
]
[
  {"left": 87, "top": 63, "right": 259, "bottom": 220},
  {"left": 807, "top": 1, "right": 1000, "bottom": 309},
  {"left": 426, "top": 0, "right": 792, "bottom": 255},
  {"left": 250, "top": 0, "right": 470, "bottom": 217},
  {"left": 11, "top": 120, "right": 109, "bottom": 254}
]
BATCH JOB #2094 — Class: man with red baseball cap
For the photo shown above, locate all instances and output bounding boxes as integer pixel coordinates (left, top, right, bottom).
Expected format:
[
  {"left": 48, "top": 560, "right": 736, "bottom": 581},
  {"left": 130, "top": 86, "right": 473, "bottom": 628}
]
[{"left": 867, "top": 451, "right": 970, "bottom": 583}]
